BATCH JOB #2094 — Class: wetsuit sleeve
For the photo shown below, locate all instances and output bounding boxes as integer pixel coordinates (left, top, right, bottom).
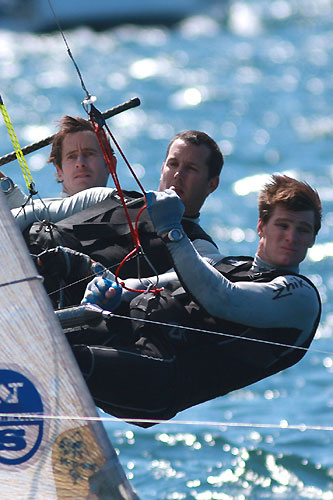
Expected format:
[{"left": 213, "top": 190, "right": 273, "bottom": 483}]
[
  {"left": 165, "top": 236, "right": 320, "bottom": 338},
  {"left": 192, "top": 239, "right": 223, "bottom": 265},
  {"left": 12, "top": 187, "right": 116, "bottom": 231},
  {"left": 120, "top": 241, "right": 222, "bottom": 302},
  {"left": 6, "top": 184, "right": 29, "bottom": 209}
]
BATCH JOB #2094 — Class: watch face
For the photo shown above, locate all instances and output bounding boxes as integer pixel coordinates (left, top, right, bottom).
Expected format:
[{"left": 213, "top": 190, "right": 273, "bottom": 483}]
[
  {"left": 0, "top": 178, "right": 13, "bottom": 194},
  {"left": 169, "top": 228, "right": 183, "bottom": 241}
]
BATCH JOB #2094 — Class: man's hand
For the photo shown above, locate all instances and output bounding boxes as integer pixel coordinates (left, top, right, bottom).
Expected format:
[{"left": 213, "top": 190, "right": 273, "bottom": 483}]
[
  {"left": 82, "top": 269, "right": 122, "bottom": 311},
  {"left": 36, "top": 246, "right": 93, "bottom": 281},
  {"left": 146, "top": 189, "right": 184, "bottom": 236}
]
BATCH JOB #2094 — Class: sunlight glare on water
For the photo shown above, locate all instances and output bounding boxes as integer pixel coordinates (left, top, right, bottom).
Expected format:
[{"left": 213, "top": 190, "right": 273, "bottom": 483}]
[{"left": 1, "top": 0, "right": 333, "bottom": 497}]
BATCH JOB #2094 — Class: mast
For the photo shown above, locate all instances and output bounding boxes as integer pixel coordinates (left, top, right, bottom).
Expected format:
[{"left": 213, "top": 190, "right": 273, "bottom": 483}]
[{"left": 0, "top": 190, "right": 139, "bottom": 499}]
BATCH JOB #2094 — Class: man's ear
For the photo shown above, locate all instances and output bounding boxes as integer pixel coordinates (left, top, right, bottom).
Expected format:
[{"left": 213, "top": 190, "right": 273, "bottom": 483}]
[
  {"left": 257, "top": 218, "right": 264, "bottom": 237},
  {"left": 208, "top": 175, "right": 219, "bottom": 195},
  {"left": 55, "top": 164, "right": 64, "bottom": 182},
  {"left": 309, "top": 235, "right": 316, "bottom": 248}
]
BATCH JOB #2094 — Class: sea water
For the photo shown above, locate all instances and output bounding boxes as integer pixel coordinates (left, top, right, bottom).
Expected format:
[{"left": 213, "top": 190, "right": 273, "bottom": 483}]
[{"left": 0, "top": 1, "right": 333, "bottom": 498}]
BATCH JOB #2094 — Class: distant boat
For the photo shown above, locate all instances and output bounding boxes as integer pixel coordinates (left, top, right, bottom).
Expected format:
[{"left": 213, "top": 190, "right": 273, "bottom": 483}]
[{"left": 0, "top": 0, "right": 211, "bottom": 32}]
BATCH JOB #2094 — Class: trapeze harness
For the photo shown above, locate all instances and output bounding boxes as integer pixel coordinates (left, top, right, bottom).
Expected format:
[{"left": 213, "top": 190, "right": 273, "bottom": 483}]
[
  {"left": 26, "top": 190, "right": 217, "bottom": 306},
  {"left": 26, "top": 189, "right": 216, "bottom": 278},
  {"left": 71, "top": 256, "right": 321, "bottom": 426}
]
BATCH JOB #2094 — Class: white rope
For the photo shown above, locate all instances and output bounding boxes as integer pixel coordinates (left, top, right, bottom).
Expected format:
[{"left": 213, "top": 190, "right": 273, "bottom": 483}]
[
  {"left": 47, "top": 272, "right": 333, "bottom": 356},
  {"left": 1, "top": 413, "right": 332, "bottom": 432},
  {"left": 109, "top": 312, "right": 333, "bottom": 356}
]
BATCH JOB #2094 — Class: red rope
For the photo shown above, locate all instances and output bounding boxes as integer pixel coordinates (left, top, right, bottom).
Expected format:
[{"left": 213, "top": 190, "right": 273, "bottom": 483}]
[{"left": 89, "top": 111, "right": 162, "bottom": 294}]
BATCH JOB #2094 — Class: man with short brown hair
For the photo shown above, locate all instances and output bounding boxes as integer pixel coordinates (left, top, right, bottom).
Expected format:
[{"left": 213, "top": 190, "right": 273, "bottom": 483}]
[
  {"left": 1, "top": 115, "right": 113, "bottom": 208},
  {"left": 75, "top": 175, "right": 322, "bottom": 426},
  {"left": 49, "top": 115, "right": 113, "bottom": 195}
]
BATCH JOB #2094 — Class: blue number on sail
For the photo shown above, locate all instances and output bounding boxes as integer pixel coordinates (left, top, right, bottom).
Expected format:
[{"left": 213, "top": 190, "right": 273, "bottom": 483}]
[{"left": 0, "top": 370, "right": 44, "bottom": 465}]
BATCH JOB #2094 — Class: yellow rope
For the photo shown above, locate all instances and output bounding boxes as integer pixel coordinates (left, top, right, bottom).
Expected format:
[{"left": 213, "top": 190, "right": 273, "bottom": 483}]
[{"left": 0, "top": 95, "right": 35, "bottom": 193}]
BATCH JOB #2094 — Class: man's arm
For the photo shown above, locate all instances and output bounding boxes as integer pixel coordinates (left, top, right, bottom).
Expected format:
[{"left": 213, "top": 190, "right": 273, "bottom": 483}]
[
  {"left": 192, "top": 238, "right": 222, "bottom": 265},
  {"left": 12, "top": 186, "right": 116, "bottom": 231},
  {"left": 146, "top": 188, "right": 319, "bottom": 338},
  {"left": 101, "top": 241, "right": 222, "bottom": 305},
  {"left": 0, "top": 171, "right": 29, "bottom": 209},
  {"left": 166, "top": 236, "right": 319, "bottom": 337},
  {"left": 6, "top": 184, "right": 29, "bottom": 208},
  {"left": 81, "top": 239, "right": 222, "bottom": 307}
]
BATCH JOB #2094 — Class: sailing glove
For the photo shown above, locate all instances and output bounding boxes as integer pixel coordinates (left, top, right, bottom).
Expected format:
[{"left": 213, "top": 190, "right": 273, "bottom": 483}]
[
  {"left": 35, "top": 246, "right": 93, "bottom": 281},
  {"left": 81, "top": 268, "right": 122, "bottom": 311},
  {"left": 146, "top": 189, "right": 184, "bottom": 235}
]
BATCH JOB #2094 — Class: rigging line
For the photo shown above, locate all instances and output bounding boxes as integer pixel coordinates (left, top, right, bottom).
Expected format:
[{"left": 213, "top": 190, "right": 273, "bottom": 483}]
[
  {"left": 0, "top": 95, "right": 36, "bottom": 194},
  {"left": 48, "top": 0, "right": 161, "bottom": 290},
  {"left": 47, "top": 264, "right": 124, "bottom": 297},
  {"left": 0, "top": 275, "right": 43, "bottom": 288},
  {"left": 48, "top": 275, "right": 333, "bottom": 357},
  {"left": 102, "top": 119, "right": 146, "bottom": 196},
  {"left": 1, "top": 413, "right": 332, "bottom": 432},
  {"left": 106, "top": 312, "right": 333, "bottom": 357},
  {"left": 0, "top": 98, "right": 141, "bottom": 167},
  {"left": 0, "top": 95, "right": 52, "bottom": 219},
  {"left": 13, "top": 189, "right": 53, "bottom": 225},
  {"left": 47, "top": 0, "right": 91, "bottom": 100},
  {"left": 88, "top": 110, "right": 162, "bottom": 292},
  {"left": 89, "top": 117, "right": 140, "bottom": 249},
  {"left": 47, "top": 252, "right": 161, "bottom": 300},
  {"left": 45, "top": 269, "right": 332, "bottom": 356}
]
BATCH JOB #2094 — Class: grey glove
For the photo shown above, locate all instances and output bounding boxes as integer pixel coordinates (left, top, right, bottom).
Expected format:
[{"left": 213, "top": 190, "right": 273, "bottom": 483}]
[{"left": 146, "top": 189, "right": 184, "bottom": 235}]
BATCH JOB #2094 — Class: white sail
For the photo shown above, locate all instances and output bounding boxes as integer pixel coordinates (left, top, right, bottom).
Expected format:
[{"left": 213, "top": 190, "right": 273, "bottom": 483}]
[{"left": 0, "top": 190, "right": 139, "bottom": 499}]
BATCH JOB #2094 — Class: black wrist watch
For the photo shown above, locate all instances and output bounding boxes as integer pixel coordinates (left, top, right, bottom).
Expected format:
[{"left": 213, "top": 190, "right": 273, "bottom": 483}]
[
  {"left": 161, "top": 228, "right": 185, "bottom": 243},
  {"left": 0, "top": 176, "right": 14, "bottom": 194}
]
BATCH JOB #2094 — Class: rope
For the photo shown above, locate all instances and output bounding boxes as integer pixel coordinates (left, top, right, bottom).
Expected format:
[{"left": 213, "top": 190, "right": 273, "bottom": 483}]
[
  {"left": 0, "top": 95, "right": 36, "bottom": 195},
  {"left": 0, "top": 275, "right": 43, "bottom": 288},
  {"left": 87, "top": 106, "right": 163, "bottom": 294},
  {"left": 0, "top": 98, "right": 140, "bottom": 167},
  {"left": 108, "top": 312, "right": 333, "bottom": 356},
  {"left": 0, "top": 412, "right": 332, "bottom": 432},
  {"left": 41, "top": 262, "right": 333, "bottom": 356},
  {"left": 47, "top": 0, "right": 91, "bottom": 101}
]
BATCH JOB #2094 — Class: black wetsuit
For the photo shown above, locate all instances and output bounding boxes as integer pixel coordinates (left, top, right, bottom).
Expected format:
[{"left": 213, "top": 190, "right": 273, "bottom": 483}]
[
  {"left": 28, "top": 190, "right": 218, "bottom": 306},
  {"left": 70, "top": 256, "right": 321, "bottom": 427}
]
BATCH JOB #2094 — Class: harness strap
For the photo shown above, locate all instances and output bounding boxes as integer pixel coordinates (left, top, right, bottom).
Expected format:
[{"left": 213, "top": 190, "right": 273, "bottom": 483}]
[{"left": 53, "top": 191, "right": 144, "bottom": 230}]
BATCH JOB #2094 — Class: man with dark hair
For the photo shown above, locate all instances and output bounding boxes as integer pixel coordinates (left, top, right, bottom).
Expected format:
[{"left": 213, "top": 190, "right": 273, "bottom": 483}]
[
  {"left": 13, "top": 128, "right": 222, "bottom": 230},
  {"left": 18, "top": 129, "right": 224, "bottom": 307},
  {"left": 162, "top": 130, "right": 223, "bottom": 179},
  {"left": 73, "top": 174, "right": 322, "bottom": 426},
  {"left": 158, "top": 130, "right": 221, "bottom": 217}
]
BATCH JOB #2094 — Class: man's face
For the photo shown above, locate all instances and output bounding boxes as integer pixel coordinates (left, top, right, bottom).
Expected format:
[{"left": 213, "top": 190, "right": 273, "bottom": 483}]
[
  {"left": 158, "top": 138, "right": 219, "bottom": 217},
  {"left": 56, "top": 131, "right": 112, "bottom": 195},
  {"left": 257, "top": 205, "right": 316, "bottom": 267}
]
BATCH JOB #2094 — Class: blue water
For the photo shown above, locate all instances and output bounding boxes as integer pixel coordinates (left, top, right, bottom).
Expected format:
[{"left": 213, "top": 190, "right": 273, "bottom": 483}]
[{"left": 1, "top": 1, "right": 333, "bottom": 498}]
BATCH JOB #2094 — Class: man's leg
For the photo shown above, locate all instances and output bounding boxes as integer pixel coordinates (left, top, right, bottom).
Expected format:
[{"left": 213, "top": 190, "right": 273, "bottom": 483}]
[{"left": 72, "top": 341, "right": 179, "bottom": 427}]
